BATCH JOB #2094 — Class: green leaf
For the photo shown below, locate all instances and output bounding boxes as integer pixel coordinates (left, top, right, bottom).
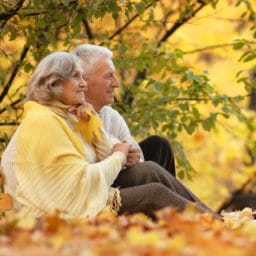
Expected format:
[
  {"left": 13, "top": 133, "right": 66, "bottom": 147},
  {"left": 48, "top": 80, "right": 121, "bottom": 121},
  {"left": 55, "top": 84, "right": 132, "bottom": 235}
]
[
  {"left": 211, "top": 96, "right": 219, "bottom": 107},
  {"left": 243, "top": 53, "right": 256, "bottom": 63},
  {"left": 192, "top": 107, "right": 200, "bottom": 118},
  {"left": 178, "top": 170, "right": 185, "bottom": 180},
  {"left": 185, "top": 70, "right": 193, "bottom": 79},
  {"left": 202, "top": 114, "right": 216, "bottom": 131},
  {"left": 186, "top": 123, "right": 196, "bottom": 134},
  {"left": 202, "top": 118, "right": 212, "bottom": 131},
  {"left": 134, "top": 2, "right": 145, "bottom": 14},
  {"left": 233, "top": 40, "right": 244, "bottom": 50}
]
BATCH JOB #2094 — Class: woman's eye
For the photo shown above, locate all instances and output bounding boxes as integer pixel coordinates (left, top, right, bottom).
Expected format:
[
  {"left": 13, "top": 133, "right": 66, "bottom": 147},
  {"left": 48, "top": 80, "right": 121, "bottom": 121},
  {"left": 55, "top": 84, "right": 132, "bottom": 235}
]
[{"left": 73, "top": 72, "right": 79, "bottom": 79}]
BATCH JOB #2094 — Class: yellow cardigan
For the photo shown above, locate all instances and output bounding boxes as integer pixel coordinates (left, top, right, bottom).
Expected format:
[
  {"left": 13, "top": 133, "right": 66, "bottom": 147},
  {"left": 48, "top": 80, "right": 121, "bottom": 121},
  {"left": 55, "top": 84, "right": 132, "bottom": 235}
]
[{"left": 1, "top": 101, "right": 126, "bottom": 219}]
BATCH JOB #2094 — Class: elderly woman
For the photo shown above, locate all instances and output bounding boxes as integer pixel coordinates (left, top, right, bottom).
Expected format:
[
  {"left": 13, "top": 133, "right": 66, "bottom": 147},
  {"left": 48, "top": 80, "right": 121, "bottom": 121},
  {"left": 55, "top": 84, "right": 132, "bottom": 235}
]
[
  {"left": 1, "top": 51, "right": 129, "bottom": 219},
  {"left": 1, "top": 51, "right": 221, "bottom": 220}
]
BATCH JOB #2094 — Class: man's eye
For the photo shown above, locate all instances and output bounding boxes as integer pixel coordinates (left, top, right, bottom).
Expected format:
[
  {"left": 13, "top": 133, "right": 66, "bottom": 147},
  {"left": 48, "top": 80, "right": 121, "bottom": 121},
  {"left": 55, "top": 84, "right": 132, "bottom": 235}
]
[{"left": 106, "top": 73, "right": 113, "bottom": 79}]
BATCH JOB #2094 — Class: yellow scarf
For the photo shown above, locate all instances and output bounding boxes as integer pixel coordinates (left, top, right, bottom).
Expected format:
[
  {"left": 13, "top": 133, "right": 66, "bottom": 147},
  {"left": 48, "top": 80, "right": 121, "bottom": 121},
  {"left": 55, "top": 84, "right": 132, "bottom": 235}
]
[
  {"left": 73, "top": 110, "right": 102, "bottom": 144},
  {"left": 46, "top": 101, "right": 103, "bottom": 145}
]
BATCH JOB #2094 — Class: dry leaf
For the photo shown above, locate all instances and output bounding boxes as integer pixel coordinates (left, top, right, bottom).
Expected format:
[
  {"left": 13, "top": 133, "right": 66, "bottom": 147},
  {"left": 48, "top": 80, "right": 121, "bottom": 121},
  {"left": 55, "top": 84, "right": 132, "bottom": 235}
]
[{"left": 0, "top": 193, "right": 12, "bottom": 211}]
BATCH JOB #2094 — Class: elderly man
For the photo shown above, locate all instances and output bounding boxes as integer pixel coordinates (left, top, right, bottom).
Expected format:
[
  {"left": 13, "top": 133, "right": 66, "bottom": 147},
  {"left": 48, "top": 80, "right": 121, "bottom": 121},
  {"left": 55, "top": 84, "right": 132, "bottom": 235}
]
[{"left": 73, "top": 44, "right": 176, "bottom": 176}]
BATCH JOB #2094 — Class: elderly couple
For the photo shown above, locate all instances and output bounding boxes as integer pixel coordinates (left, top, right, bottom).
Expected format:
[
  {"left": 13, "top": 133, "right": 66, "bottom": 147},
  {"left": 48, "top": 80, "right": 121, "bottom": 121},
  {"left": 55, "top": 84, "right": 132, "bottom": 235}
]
[{"left": 1, "top": 44, "right": 221, "bottom": 220}]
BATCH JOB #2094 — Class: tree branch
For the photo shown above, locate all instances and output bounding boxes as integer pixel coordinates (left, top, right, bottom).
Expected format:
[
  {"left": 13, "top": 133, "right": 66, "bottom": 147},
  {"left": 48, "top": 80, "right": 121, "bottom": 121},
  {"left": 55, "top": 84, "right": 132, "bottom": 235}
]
[
  {"left": 0, "top": 45, "right": 29, "bottom": 102},
  {"left": 82, "top": 19, "right": 94, "bottom": 39},
  {"left": 109, "top": 3, "right": 154, "bottom": 40},
  {"left": 158, "top": 1, "right": 206, "bottom": 46},
  {"left": 125, "top": 1, "right": 209, "bottom": 106},
  {"left": 183, "top": 41, "right": 256, "bottom": 55},
  {"left": 0, "top": 98, "right": 23, "bottom": 114},
  {"left": 0, "top": 0, "right": 25, "bottom": 29},
  {"left": 109, "top": 13, "right": 139, "bottom": 40},
  {"left": 0, "top": 122, "right": 20, "bottom": 126}
]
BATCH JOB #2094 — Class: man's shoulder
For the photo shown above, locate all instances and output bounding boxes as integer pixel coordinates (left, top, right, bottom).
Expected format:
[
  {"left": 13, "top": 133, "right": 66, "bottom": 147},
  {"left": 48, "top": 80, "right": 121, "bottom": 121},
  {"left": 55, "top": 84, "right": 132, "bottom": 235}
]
[{"left": 100, "top": 106, "right": 122, "bottom": 117}]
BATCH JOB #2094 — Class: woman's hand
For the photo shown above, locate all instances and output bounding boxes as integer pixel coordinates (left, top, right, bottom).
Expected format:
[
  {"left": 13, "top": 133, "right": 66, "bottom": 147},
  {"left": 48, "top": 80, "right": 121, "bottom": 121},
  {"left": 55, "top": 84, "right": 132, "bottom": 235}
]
[
  {"left": 68, "top": 102, "right": 96, "bottom": 120},
  {"left": 113, "top": 141, "right": 130, "bottom": 157}
]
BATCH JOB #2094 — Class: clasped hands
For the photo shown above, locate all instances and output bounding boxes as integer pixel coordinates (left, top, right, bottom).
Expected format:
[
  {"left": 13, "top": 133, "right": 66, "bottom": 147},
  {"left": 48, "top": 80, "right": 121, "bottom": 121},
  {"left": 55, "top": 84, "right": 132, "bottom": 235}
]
[{"left": 113, "top": 141, "right": 141, "bottom": 167}]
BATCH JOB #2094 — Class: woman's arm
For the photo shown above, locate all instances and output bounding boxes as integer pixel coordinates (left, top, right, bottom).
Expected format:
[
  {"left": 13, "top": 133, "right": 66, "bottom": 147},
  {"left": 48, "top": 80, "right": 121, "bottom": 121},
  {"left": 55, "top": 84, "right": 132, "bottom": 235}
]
[{"left": 14, "top": 106, "right": 128, "bottom": 218}]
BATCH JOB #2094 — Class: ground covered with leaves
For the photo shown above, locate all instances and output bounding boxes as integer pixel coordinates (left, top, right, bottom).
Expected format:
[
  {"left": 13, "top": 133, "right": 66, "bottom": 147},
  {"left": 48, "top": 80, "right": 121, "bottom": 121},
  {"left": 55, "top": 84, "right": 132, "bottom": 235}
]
[{"left": 0, "top": 206, "right": 256, "bottom": 256}]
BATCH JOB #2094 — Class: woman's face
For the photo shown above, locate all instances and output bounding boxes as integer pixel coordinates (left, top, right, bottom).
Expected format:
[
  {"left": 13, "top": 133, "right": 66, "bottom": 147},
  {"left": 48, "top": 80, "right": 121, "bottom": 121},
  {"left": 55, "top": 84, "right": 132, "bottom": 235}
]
[{"left": 58, "top": 67, "right": 87, "bottom": 105}]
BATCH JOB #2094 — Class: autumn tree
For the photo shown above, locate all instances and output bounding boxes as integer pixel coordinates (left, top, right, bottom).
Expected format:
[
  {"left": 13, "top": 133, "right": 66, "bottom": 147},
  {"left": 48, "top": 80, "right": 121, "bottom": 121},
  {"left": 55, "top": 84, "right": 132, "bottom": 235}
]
[{"left": 0, "top": 0, "right": 255, "bottom": 185}]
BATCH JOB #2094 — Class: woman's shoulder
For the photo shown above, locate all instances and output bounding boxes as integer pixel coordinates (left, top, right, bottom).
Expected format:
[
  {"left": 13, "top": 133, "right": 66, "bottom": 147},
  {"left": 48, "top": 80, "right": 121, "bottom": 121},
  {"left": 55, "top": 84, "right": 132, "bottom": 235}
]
[
  {"left": 21, "top": 103, "right": 65, "bottom": 133},
  {"left": 23, "top": 101, "right": 59, "bottom": 121}
]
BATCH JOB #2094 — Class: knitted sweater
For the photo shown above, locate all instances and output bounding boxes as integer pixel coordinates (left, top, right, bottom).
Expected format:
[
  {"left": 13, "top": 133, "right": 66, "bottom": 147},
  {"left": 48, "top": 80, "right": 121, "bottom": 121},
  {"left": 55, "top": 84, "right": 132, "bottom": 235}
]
[
  {"left": 98, "top": 106, "right": 144, "bottom": 161},
  {"left": 1, "top": 101, "right": 126, "bottom": 219}
]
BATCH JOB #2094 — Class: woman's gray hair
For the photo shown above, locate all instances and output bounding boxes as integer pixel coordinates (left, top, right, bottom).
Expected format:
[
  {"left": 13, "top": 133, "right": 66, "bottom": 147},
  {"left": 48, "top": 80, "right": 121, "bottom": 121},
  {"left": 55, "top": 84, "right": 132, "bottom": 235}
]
[
  {"left": 73, "top": 44, "right": 113, "bottom": 75},
  {"left": 26, "top": 51, "right": 82, "bottom": 104}
]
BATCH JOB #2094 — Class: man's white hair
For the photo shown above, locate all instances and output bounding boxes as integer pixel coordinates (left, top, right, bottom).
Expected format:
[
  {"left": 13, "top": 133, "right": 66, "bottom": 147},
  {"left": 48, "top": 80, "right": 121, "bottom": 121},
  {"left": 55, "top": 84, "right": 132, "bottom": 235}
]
[{"left": 73, "top": 44, "right": 113, "bottom": 75}]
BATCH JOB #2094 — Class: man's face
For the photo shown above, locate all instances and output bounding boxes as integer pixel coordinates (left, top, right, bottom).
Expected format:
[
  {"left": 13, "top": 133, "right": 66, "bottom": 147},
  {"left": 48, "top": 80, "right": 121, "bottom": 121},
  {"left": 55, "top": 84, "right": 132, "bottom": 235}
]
[{"left": 85, "top": 57, "right": 120, "bottom": 112}]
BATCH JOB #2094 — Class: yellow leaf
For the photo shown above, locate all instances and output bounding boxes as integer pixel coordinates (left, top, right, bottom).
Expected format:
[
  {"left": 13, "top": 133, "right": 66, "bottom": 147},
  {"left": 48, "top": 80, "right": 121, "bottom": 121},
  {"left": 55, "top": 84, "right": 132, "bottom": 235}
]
[
  {"left": 74, "top": 110, "right": 103, "bottom": 144},
  {"left": 222, "top": 207, "right": 254, "bottom": 229},
  {"left": 17, "top": 215, "right": 37, "bottom": 230},
  {"left": 126, "top": 226, "right": 164, "bottom": 246}
]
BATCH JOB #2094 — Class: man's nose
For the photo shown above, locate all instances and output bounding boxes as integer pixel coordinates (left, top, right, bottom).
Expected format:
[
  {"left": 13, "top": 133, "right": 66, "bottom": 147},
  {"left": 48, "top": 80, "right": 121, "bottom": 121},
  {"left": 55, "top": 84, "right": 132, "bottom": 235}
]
[{"left": 112, "top": 75, "right": 120, "bottom": 88}]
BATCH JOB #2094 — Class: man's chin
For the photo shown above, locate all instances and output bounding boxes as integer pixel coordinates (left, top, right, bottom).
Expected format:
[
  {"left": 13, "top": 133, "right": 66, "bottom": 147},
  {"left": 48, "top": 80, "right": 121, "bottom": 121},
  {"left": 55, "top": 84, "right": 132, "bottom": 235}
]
[{"left": 107, "top": 98, "right": 115, "bottom": 105}]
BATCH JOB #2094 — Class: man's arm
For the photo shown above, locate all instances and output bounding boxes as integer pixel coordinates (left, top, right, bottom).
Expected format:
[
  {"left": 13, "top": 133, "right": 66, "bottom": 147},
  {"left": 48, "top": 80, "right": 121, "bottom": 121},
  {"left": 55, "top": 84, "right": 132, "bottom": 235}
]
[{"left": 99, "top": 106, "right": 144, "bottom": 162}]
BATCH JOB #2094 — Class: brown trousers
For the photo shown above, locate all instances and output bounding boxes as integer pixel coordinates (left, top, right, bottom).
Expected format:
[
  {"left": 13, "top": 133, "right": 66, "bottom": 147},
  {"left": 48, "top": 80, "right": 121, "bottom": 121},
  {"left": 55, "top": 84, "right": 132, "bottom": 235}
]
[{"left": 113, "top": 161, "right": 220, "bottom": 219}]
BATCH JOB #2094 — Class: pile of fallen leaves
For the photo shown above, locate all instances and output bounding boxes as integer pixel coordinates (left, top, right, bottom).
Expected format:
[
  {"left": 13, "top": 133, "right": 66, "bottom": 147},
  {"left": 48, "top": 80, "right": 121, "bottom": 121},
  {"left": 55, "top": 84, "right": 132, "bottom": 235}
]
[{"left": 0, "top": 206, "right": 256, "bottom": 256}]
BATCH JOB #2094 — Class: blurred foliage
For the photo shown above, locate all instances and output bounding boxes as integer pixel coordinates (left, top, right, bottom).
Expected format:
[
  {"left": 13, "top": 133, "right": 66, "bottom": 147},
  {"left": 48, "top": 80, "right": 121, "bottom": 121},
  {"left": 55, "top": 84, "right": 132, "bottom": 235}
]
[
  {"left": 1, "top": 207, "right": 256, "bottom": 255},
  {"left": 0, "top": 0, "right": 256, "bottom": 185}
]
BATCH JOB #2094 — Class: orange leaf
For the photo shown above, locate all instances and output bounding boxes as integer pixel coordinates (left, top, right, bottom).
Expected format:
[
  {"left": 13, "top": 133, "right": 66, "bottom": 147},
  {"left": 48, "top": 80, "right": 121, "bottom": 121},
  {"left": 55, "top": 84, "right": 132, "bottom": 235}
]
[
  {"left": 45, "top": 211, "right": 67, "bottom": 233},
  {"left": 193, "top": 131, "right": 205, "bottom": 142},
  {"left": 0, "top": 167, "right": 4, "bottom": 185},
  {"left": 0, "top": 193, "right": 12, "bottom": 210}
]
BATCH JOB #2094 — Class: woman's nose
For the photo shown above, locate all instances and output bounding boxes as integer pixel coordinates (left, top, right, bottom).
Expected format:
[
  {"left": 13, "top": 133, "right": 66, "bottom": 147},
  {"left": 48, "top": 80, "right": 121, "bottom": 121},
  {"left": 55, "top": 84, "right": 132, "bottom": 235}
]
[{"left": 80, "top": 76, "right": 88, "bottom": 89}]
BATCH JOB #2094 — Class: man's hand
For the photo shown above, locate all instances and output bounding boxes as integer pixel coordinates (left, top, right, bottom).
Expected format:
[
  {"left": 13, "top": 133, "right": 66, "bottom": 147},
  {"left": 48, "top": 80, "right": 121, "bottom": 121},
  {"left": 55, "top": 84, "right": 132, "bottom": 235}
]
[{"left": 126, "top": 145, "right": 141, "bottom": 167}]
